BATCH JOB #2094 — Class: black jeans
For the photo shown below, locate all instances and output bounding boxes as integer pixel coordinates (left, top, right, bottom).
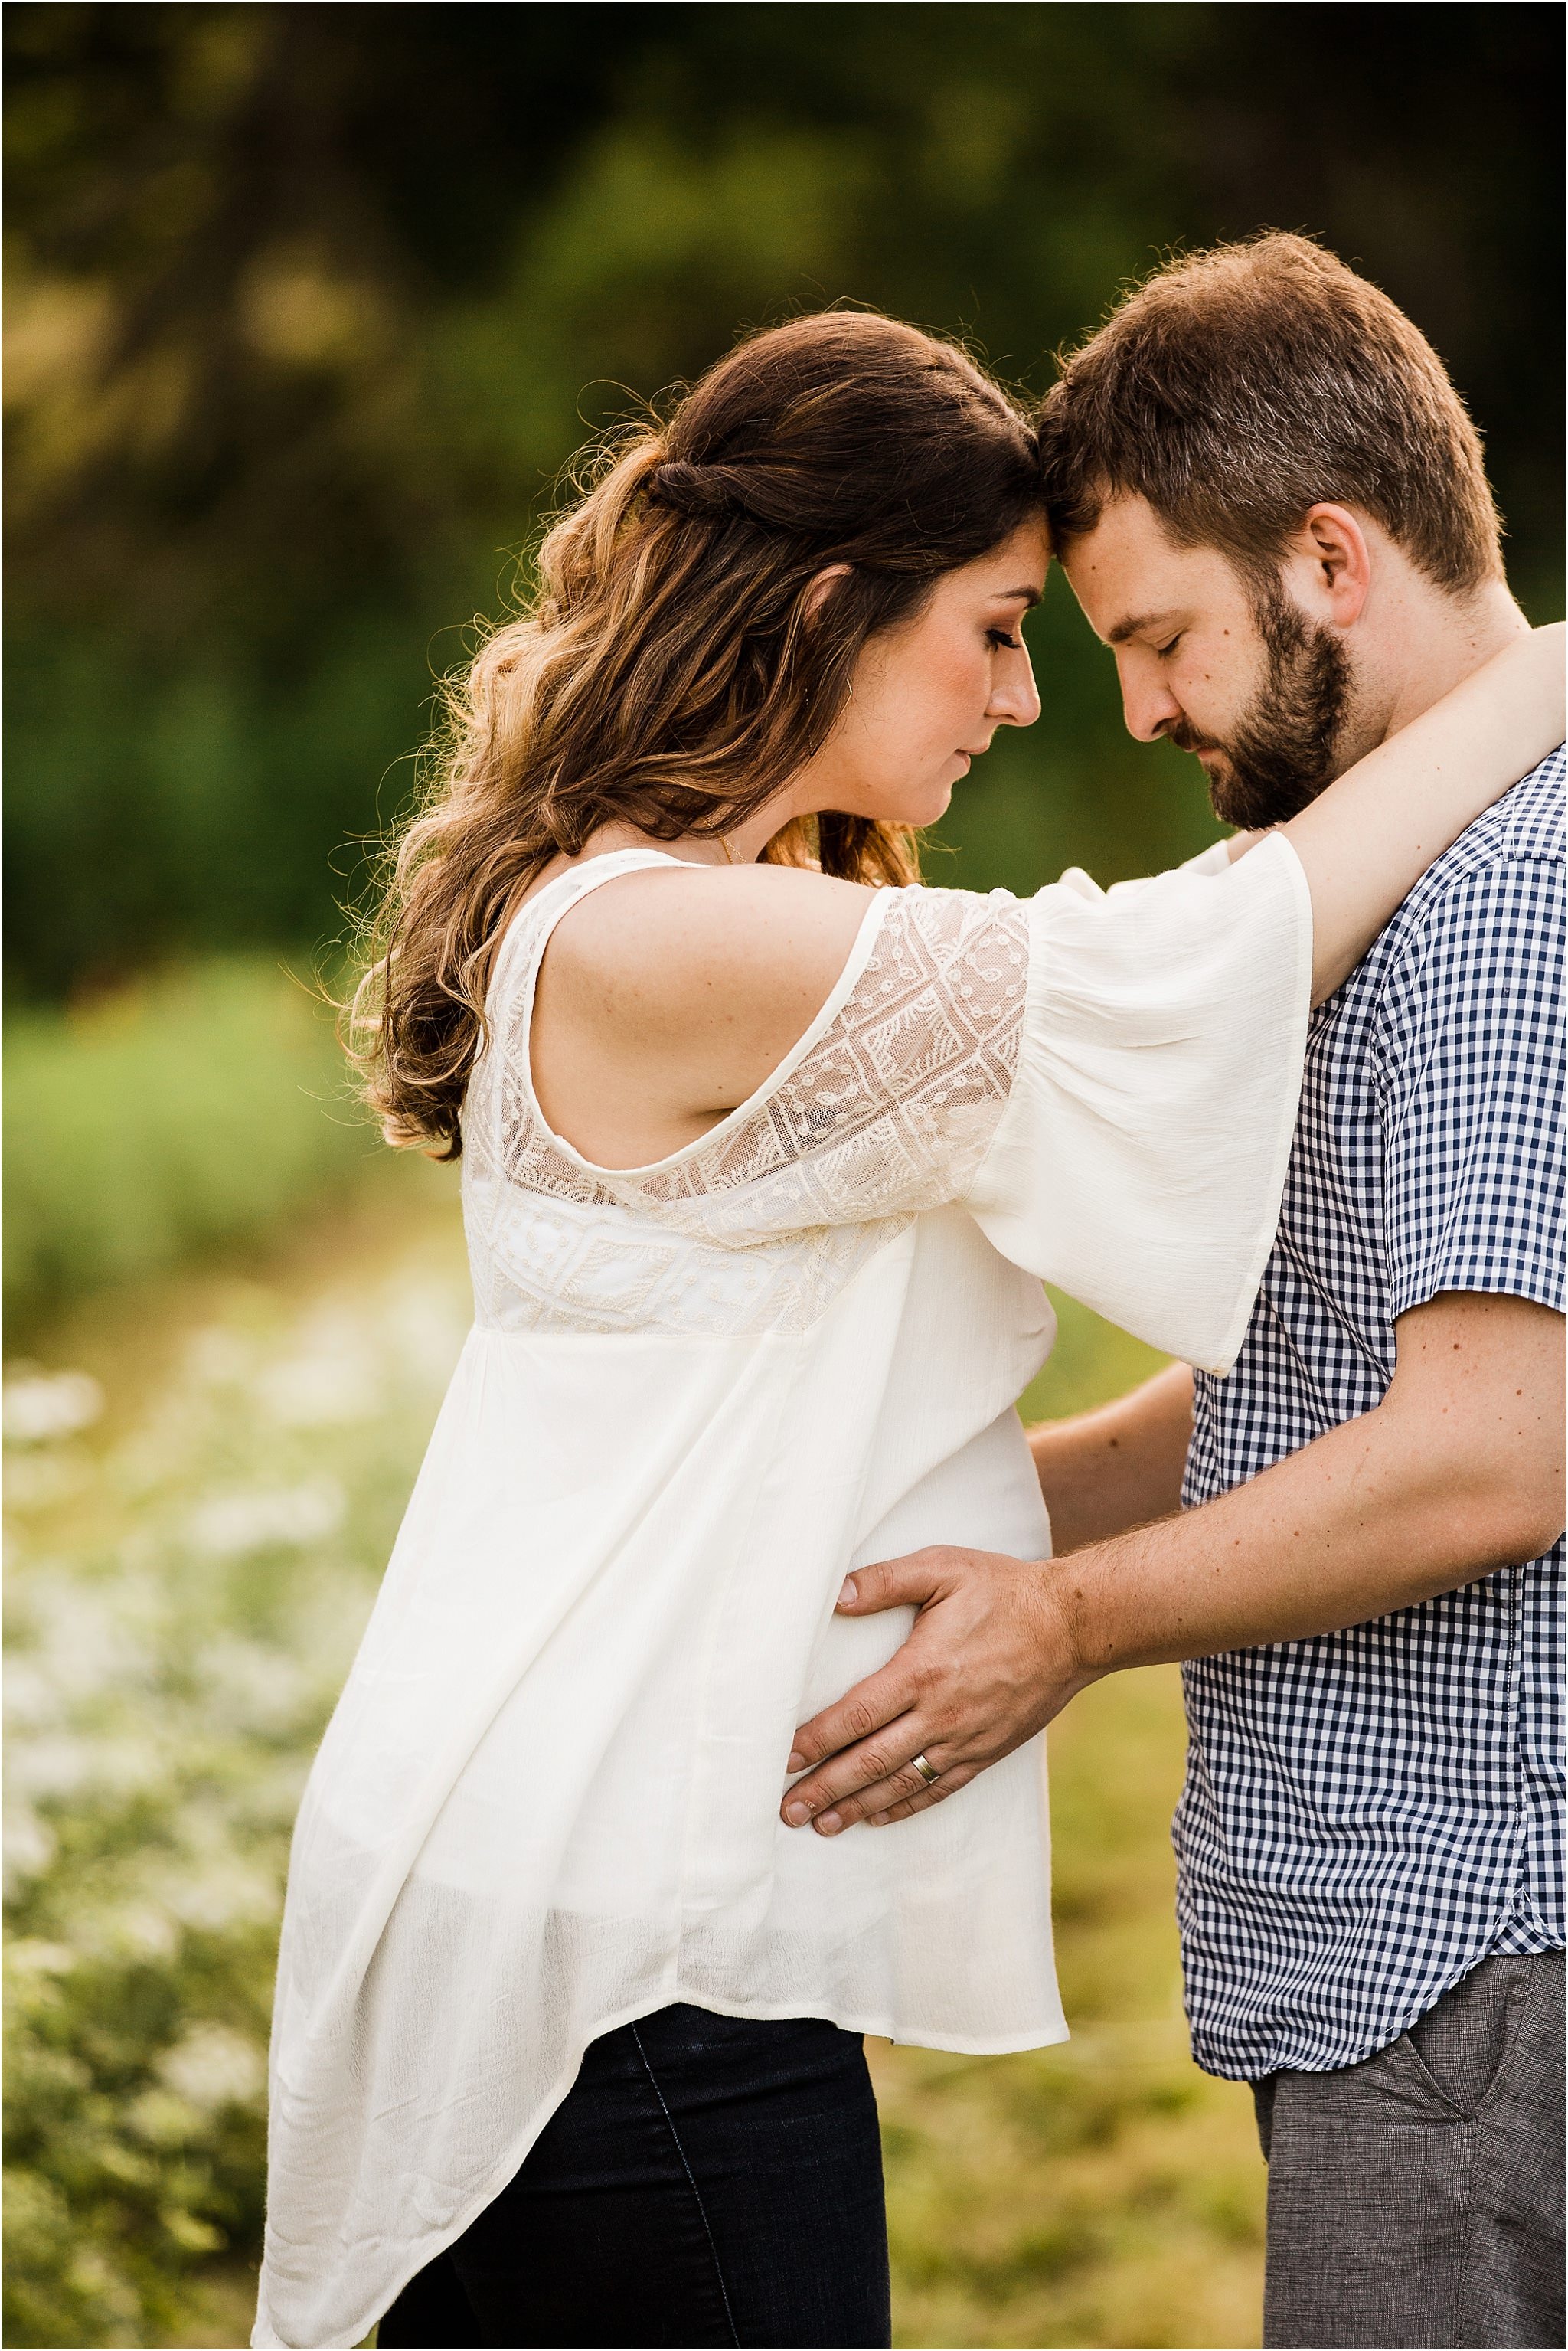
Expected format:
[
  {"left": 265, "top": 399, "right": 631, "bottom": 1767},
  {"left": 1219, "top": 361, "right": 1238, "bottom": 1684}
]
[{"left": 377, "top": 2003, "right": 891, "bottom": 2349}]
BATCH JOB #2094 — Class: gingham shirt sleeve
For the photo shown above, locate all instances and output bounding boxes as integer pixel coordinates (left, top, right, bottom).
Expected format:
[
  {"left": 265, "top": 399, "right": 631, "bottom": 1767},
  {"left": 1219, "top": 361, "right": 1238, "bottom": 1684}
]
[{"left": 1374, "top": 850, "right": 1566, "bottom": 1321}]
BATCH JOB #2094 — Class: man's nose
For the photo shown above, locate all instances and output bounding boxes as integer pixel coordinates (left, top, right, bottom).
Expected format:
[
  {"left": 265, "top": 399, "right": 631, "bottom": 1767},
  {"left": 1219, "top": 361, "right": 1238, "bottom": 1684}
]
[
  {"left": 1116, "top": 651, "right": 1184, "bottom": 744},
  {"left": 990, "top": 643, "right": 1042, "bottom": 728}
]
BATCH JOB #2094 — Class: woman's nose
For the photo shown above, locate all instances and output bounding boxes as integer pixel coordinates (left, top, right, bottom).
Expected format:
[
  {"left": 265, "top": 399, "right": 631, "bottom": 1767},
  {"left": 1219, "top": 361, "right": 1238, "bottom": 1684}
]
[{"left": 990, "top": 643, "right": 1042, "bottom": 728}]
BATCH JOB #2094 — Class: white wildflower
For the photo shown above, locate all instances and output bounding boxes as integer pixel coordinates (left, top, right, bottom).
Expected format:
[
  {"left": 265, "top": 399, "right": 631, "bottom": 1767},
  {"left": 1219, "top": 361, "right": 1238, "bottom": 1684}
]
[
  {"left": 158, "top": 2022, "right": 266, "bottom": 2111},
  {"left": 78, "top": 1901, "right": 180, "bottom": 1961},
  {"left": 2, "top": 1369, "right": 104, "bottom": 1445},
  {"left": 2, "top": 1802, "right": 57, "bottom": 1888},
  {"left": 6, "top": 1733, "right": 96, "bottom": 1797},
  {"left": 8, "top": 1731, "right": 165, "bottom": 1800},
  {"left": 5, "top": 1937, "right": 76, "bottom": 1975},
  {"left": 194, "top": 1637, "right": 309, "bottom": 1733},
  {"left": 11, "top": 1581, "right": 152, "bottom": 1704},
  {"left": 151, "top": 1852, "right": 279, "bottom": 1931},
  {"left": 254, "top": 1310, "right": 382, "bottom": 1425},
  {"left": 185, "top": 1476, "right": 345, "bottom": 1558},
  {"left": 2, "top": 1656, "right": 60, "bottom": 1731}
]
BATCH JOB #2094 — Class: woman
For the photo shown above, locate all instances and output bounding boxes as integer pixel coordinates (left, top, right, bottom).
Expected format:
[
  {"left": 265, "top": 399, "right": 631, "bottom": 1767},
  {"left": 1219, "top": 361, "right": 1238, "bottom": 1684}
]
[{"left": 252, "top": 312, "right": 1561, "bottom": 2351}]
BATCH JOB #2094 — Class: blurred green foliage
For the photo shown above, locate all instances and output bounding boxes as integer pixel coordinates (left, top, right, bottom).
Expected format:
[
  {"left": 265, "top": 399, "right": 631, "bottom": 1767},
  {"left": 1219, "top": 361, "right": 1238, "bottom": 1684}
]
[
  {"left": 3, "top": 1210, "right": 475, "bottom": 2349},
  {"left": 3, "top": 963, "right": 382, "bottom": 1334},
  {"left": 5, "top": 2, "right": 1563, "bottom": 999}
]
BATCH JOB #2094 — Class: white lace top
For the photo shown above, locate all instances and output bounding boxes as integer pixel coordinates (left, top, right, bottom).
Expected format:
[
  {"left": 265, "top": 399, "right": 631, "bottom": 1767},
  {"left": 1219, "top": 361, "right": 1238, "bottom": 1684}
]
[{"left": 255, "top": 838, "right": 1312, "bottom": 2349}]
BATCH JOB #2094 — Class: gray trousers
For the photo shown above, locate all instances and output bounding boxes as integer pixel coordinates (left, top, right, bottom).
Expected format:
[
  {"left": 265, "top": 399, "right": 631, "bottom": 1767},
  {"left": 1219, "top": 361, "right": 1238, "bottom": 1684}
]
[{"left": 1253, "top": 1950, "right": 1565, "bottom": 2349}]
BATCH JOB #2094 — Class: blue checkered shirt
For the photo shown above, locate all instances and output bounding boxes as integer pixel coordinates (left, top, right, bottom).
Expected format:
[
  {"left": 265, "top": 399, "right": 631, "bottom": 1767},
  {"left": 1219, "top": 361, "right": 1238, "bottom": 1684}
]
[{"left": 1178, "top": 746, "right": 1566, "bottom": 2080}]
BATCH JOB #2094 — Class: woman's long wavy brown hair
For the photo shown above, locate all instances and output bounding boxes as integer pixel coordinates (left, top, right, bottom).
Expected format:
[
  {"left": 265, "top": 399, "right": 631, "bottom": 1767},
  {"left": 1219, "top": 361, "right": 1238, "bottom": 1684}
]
[{"left": 353, "top": 310, "right": 1043, "bottom": 1156}]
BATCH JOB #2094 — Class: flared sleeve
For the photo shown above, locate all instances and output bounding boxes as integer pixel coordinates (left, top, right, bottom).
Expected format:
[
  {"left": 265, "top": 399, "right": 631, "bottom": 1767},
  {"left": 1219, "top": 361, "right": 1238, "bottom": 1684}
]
[{"left": 965, "top": 830, "right": 1312, "bottom": 1374}]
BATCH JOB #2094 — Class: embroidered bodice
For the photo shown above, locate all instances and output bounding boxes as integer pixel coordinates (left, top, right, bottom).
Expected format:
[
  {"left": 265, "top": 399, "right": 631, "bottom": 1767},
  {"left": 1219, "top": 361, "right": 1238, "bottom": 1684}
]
[{"left": 463, "top": 853, "right": 1031, "bottom": 1336}]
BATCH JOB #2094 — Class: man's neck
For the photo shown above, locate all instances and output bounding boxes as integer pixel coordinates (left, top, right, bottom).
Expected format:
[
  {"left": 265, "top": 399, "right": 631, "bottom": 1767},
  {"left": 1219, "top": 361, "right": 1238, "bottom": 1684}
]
[{"left": 1373, "top": 578, "right": 1532, "bottom": 746}]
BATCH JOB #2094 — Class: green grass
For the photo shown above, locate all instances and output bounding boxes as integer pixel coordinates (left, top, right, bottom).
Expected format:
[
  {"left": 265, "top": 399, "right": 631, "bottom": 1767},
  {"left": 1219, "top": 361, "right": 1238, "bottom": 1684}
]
[
  {"left": 2, "top": 1189, "right": 1263, "bottom": 2350},
  {"left": 3, "top": 962, "right": 387, "bottom": 1339}
]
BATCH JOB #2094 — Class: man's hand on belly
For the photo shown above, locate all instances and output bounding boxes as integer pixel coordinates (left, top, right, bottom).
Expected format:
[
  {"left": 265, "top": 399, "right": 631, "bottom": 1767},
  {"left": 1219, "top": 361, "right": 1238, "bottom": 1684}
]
[
  {"left": 779, "top": 1545, "right": 1091, "bottom": 1833},
  {"left": 781, "top": 1291, "right": 1565, "bottom": 1836}
]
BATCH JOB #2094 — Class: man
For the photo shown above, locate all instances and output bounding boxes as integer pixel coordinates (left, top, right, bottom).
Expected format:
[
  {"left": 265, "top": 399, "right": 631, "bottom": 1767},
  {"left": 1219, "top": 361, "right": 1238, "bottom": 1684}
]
[{"left": 780, "top": 236, "right": 1565, "bottom": 2350}]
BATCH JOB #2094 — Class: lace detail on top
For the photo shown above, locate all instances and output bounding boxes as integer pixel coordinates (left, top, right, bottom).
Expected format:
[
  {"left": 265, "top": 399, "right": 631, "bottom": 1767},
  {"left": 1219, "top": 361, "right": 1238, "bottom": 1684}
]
[{"left": 461, "top": 859, "right": 1028, "bottom": 1336}]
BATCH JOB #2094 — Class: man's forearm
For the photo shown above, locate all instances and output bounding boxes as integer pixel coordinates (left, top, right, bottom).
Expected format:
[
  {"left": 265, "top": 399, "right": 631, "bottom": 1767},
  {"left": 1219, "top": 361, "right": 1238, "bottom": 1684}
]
[
  {"left": 1057, "top": 1385, "right": 1560, "bottom": 1677},
  {"left": 1026, "top": 1363, "right": 1193, "bottom": 1554},
  {"left": 786, "top": 1404, "right": 1544, "bottom": 1836},
  {"left": 782, "top": 1292, "right": 1563, "bottom": 1836}
]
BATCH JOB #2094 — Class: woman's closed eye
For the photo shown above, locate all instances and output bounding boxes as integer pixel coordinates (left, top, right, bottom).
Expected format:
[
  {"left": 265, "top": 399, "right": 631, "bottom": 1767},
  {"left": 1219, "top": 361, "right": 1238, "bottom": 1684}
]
[{"left": 987, "top": 628, "right": 1023, "bottom": 650}]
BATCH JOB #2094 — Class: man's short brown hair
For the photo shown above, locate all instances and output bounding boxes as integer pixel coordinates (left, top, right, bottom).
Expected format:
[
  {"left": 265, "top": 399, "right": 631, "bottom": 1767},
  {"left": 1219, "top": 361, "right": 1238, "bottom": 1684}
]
[{"left": 1037, "top": 232, "right": 1504, "bottom": 594}]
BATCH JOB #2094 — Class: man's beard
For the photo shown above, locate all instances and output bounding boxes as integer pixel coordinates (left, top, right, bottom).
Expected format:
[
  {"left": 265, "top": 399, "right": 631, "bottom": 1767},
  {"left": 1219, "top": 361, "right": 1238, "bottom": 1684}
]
[{"left": 1168, "top": 591, "right": 1355, "bottom": 829}]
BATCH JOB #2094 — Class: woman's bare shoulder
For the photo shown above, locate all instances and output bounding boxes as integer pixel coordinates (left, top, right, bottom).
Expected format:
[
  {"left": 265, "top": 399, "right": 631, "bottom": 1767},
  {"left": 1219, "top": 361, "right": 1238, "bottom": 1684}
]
[{"left": 542, "top": 861, "right": 884, "bottom": 1055}]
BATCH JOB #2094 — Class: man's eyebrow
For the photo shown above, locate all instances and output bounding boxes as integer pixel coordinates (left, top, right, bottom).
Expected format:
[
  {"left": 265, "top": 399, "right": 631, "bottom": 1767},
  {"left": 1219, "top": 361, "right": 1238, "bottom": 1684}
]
[{"left": 1106, "top": 609, "right": 1178, "bottom": 646}]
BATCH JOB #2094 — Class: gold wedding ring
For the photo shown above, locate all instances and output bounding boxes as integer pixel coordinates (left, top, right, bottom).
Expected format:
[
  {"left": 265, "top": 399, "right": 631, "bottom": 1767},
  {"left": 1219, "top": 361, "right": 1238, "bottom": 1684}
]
[{"left": 911, "top": 1752, "right": 941, "bottom": 1786}]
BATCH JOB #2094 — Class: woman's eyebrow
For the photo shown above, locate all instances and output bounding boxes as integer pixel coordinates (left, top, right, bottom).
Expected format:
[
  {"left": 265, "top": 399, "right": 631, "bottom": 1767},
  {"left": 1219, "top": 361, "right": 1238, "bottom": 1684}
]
[{"left": 998, "top": 584, "right": 1044, "bottom": 607}]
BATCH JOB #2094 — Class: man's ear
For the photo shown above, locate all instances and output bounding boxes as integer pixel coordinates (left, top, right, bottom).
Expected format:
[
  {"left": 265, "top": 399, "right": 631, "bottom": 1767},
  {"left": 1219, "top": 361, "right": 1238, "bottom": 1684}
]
[{"left": 1290, "top": 504, "right": 1372, "bottom": 629}]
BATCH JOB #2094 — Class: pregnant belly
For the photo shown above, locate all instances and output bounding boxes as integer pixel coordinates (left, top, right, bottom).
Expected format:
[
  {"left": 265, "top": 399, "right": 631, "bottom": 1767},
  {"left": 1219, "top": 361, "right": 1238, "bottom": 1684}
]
[{"left": 797, "top": 1404, "right": 1050, "bottom": 1723}]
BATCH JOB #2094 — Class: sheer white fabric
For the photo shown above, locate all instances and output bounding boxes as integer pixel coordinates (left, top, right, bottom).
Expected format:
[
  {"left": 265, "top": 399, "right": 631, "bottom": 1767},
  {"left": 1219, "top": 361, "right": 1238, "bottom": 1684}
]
[{"left": 254, "top": 837, "right": 1312, "bottom": 2349}]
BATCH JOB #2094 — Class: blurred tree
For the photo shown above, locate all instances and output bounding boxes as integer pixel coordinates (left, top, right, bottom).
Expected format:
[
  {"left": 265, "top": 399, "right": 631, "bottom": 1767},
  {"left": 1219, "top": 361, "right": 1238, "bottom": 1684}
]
[{"left": 4, "top": 2, "right": 1562, "bottom": 996}]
